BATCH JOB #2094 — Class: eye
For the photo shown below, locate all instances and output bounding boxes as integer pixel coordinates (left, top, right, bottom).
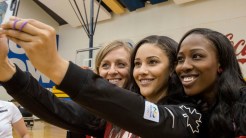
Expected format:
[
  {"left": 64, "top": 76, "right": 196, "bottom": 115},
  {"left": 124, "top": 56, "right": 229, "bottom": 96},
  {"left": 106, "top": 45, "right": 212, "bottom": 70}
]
[
  {"left": 101, "top": 63, "right": 110, "bottom": 69},
  {"left": 117, "top": 63, "right": 126, "bottom": 68},
  {"left": 148, "top": 59, "right": 158, "bottom": 65},
  {"left": 177, "top": 56, "right": 184, "bottom": 64},
  {"left": 134, "top": 61, "right": 141, "bottom": 68},
  {"left": 192, "top": 54, "right": 203, "bottom": 60}
]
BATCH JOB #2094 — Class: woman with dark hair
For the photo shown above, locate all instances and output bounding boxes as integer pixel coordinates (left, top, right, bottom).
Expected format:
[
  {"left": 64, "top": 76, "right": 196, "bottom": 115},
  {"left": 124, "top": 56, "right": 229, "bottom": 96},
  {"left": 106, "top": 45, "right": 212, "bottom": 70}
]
[
  {"left": 128, "top": 35, "right": 182, "bottom": 104},
  {"left": 176, "top": 28, "right": 246, "bottom": 137}
]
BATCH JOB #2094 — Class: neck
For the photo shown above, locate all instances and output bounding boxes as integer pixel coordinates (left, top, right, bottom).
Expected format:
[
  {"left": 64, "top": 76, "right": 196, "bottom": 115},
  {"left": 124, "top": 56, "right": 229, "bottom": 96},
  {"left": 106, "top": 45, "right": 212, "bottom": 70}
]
[
  {"left": 146, "top": 87, "right": 168, "bottom": 104},
  {"left": 201, "top": 84, "right": 218, "bottom": 108}
]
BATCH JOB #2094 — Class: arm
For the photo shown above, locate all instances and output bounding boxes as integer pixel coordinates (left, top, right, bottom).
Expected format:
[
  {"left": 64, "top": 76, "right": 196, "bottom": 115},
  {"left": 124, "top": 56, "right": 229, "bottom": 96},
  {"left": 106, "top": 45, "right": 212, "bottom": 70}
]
[
  {"left": 1, "top": 65, "right": 105, "bottom": 136},
  {"left": 9, "top": 102, "right": 30, "bottom": 138},
  {"left": 57, "top": 62, "right": 202, "bottom": 138},
  {"left": 1, "top": 17, "right": 68, "bottom": 85},
  {"left": 12, "top": 118, "right": 30, "bottom": 138},
  {"left": 0, "top": 35, "right": 105, "bottom": 136},
  {"left": 1, "top": 18, "right": 201, "bottom": 137}
]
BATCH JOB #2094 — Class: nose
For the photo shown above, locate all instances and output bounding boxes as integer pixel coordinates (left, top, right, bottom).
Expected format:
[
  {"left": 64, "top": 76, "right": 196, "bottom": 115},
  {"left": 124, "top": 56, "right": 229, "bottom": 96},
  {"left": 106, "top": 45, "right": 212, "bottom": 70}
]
[
  {"left": 108, "top": 65, "right": 118, "bottom": 75},
  {"left": 179, "top": 59, "right": 193, "bottom": 72},
  {"left": 138, "top": 64, "right": 148, "bottom": 75}
]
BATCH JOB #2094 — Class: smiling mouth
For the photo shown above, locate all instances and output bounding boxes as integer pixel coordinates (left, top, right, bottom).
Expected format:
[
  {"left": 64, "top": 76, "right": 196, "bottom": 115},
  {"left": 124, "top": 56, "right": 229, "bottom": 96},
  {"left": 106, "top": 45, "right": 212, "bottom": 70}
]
[
  {"left": 139, "top": 79, "right": 154, "bottom": 86},
  {"left": 108, "top": 79, "right": 121, "bottom": 84},
  {"left": 184, "top": 77, "right": 194, "bottom": 82},
  {"left": 181, "top": 76, "right": 197, "bottom": 87}
]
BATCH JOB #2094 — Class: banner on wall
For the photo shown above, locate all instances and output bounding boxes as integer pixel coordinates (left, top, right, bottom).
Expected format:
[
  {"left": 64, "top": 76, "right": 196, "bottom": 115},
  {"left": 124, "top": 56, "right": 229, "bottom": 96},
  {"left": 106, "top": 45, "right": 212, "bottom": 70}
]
[
  {"left": 226, "top": 33, "right": 246, "bottom": 80},
  {"left": 7, "top": 36, "right": 59, "bottom": 88}
]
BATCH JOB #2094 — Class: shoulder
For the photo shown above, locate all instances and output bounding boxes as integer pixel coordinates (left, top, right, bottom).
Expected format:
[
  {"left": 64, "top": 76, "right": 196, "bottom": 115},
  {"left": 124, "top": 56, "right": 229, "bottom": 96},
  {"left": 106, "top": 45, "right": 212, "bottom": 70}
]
[
  {"left": 0, "top": 101, "right": 19, "bottom": 113},
  {"left": 0, "top": 100, "right": 15, "bottom": 108}
]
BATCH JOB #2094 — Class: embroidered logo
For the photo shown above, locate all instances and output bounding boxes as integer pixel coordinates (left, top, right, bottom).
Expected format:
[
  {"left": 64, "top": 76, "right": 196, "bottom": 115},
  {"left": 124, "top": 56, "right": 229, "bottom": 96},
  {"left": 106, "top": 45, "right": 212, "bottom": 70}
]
[
  {"left": 143, "top": 101, "right": 159, "bottom": 122},
  {"left": 179, "top": 105, "right": 202, "bottom": 133},
  {"left": 0, "top": 109, "right": 8, "bottom": 113}
]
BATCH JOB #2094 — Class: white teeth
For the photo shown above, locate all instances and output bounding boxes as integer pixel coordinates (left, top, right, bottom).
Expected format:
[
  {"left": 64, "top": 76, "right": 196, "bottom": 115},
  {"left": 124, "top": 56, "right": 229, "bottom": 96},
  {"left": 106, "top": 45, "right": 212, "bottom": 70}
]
[
  {"left": 140, "top": 79, "right": 152, "bottom": 84},
  {"left": 184, "top": 77, "right": 194, "bottom": 82},
  {"left": 109, "top": 79, "right": 120, "bottom": 84}
]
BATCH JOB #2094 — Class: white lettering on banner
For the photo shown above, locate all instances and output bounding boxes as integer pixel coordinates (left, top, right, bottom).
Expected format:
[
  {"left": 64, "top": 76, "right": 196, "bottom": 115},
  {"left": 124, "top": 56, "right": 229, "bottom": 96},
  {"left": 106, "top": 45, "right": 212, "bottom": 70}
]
[
  {"left": 26, "top": 60, "right": 51, "bottom": 83},
  {"left": 9, "top": 58, "right": 26, "bottom": 70},
  {"left": 8, "top": 43, "right": 54, "bottom": 88},
  {"left": 8, "top": 41, "right": 25, "bottom": 54}
]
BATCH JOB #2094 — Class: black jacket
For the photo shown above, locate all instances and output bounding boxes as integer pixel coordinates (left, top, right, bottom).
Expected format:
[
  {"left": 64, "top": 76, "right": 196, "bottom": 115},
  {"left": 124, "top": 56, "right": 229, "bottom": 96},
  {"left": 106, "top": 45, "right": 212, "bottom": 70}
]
[
  {"left": 1, "top": 62, "right": 203, "bottom": 138},
  {"left": 1, "top": 65, "right": 106, "bottom": 137}
]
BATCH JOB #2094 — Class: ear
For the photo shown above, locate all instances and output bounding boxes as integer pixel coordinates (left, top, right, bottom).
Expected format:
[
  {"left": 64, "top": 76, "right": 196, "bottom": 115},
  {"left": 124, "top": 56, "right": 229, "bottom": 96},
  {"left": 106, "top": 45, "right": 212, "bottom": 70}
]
[{"left": 217, "top": 63, "right": 223, "bottom": 74}]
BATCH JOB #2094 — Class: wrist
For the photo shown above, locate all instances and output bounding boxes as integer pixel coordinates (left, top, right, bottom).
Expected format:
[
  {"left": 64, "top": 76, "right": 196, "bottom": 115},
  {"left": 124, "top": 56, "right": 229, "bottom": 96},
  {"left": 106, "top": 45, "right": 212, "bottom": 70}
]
[
  {"left": 0, "top": 59, "right": 16, "bottom": 82},
  {"left": 47, "top": 56, "right": 69, "bottom": 85}
]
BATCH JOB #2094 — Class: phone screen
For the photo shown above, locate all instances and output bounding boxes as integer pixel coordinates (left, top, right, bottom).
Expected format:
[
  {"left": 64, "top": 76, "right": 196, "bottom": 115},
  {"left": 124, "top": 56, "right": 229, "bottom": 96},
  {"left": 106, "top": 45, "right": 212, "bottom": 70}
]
[{"left": 0, "top": 0, "right": 20, "bottom": 24}]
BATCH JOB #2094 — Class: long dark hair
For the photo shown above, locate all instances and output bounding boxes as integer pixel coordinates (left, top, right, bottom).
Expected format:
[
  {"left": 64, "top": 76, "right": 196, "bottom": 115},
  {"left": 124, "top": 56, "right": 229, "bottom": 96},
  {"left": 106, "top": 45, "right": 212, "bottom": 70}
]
[
  {"left": 127, "top": 35, "right": 183, "bottom": 103},
  {"left": 178, "top": 28, "right": 246, "bottom": 137}
]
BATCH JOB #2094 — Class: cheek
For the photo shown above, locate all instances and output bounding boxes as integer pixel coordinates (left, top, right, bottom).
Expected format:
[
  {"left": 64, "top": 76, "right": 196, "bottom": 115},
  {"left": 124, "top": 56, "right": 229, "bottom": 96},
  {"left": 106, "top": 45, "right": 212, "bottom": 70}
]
[
  {"left": 156, "top": 64, "right": 170, "bottom": 77},
  {"left": 203, "top": 67, "right": 218, "bottom": 83},
  {"left": 155, "top": 66, "right": 170, "bottom": 83},
  {"left": 159, "top": 71, "right": 169, "bottom": 85},
  {"left": 133, "top": 68, "right": 138, "bottom": 80},
  {"left": 98, "top": 69, "right": 107, "bottom": 78},
  {"left": 119, "top": 68, "right": 130, "bottom": 79},
  {"left": 175, "top": 65, "right": 181, "bottom": 74},
  {"left": 202, "top": 62, "right": 218, "bottom": 76},
  {"left": 198, "top": 64, "right": 218, "bottom": 89}
]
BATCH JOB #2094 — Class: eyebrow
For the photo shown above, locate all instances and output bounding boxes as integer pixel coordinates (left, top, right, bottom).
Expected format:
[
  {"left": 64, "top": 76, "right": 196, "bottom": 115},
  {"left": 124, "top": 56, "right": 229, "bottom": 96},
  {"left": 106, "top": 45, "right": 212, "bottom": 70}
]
[
  {"left": 102, "top": 58, "right": 128, "bottom": 63},
  {"left": 178, "top": 48, "right": 206, "bottom": 54},
  {"left": 134, "top": 56, "right": 159, "bottom": 61}
]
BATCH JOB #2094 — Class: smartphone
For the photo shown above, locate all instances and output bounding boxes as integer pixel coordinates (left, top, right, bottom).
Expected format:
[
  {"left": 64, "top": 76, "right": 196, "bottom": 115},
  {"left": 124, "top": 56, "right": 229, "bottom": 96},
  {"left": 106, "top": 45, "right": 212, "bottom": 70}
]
[{"left": 0, "top": 0, "right": 20, "bottom": 24}]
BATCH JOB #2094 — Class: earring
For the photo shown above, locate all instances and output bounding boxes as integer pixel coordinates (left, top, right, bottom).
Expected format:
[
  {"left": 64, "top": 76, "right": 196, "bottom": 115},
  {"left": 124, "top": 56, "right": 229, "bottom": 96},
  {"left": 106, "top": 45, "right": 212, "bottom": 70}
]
[{"left": 218, "top": 68, "right": 223, "bottom": 74}]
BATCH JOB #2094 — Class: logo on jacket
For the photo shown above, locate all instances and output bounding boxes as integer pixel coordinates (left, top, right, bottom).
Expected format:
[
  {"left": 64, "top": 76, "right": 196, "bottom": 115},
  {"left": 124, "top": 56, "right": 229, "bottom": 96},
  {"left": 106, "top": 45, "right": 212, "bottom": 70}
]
[
  {"left": 143, "top": 101, "right": 159, "bottom": 122},
  {"left": 179, "top": 105, "right": 202, "bottom": 133}
]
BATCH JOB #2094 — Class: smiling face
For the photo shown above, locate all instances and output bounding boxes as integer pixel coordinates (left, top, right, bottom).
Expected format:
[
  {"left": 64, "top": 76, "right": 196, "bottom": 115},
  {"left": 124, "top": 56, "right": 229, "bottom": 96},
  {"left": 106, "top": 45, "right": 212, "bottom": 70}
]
[
  {"left": 98, "top": 47, "right": 130, "bottom": 88},
  {"left": 176, "top": 34, "right": 220, "bottom": 98},
  {"left": 133, "top": 43, "right": 170, "bottom": 103}
]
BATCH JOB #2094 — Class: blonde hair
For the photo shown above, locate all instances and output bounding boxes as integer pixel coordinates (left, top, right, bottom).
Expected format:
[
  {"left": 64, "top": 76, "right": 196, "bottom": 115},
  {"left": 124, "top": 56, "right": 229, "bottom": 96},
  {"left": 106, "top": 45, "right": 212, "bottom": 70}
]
[{"left": 95, "top": 40, "right": 132, "bottom": 74}]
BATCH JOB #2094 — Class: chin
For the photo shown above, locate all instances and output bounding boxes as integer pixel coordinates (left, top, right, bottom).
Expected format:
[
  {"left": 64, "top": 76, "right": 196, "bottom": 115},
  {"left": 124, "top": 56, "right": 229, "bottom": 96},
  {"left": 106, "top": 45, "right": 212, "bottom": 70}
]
[
  {"left": 184, "top": 89, "right": 196, "bottom": 96},
  {"left": 116, "top": 84, "right": 122, "bottom": 87},
  {"left": 140, "top": 91, "right": 151, "bottom": 98},
  {"left": 116, "top": 83, "right": 124, "bottom": 88}
]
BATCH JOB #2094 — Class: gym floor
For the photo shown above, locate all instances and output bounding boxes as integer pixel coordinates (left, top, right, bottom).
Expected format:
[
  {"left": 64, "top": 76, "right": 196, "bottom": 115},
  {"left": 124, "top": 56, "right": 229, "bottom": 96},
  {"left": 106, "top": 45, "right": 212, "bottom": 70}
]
[{"left": 13, "top": 120, "right": 67, "bottom": 138}]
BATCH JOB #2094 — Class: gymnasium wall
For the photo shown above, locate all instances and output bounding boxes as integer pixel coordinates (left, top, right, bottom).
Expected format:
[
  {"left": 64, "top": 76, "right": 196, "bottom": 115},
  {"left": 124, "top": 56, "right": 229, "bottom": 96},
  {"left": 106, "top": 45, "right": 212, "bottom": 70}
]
[{"left": 57, "top": 0, "right": 246, "bottom": 79}]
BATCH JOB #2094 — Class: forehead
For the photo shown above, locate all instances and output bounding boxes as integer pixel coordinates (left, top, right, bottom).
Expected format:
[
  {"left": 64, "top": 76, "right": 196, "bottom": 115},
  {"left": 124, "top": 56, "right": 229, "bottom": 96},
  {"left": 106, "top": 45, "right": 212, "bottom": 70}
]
[
  {"left": 103, "top": 47, "right": 130, "bottom": 60},
  {"left": 136, "top": 43, "right": 167, "bottom": 57},
  {"left": 179, "top": 34, "right": 217, "bottom": 54}
]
